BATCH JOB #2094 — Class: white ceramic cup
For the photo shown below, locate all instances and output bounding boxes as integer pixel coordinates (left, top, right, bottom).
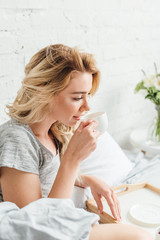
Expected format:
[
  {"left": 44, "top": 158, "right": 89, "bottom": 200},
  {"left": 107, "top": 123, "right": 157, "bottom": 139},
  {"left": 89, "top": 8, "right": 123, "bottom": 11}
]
[
  {"left": 155, "top": 226, "right": 160, "bottom": 240},
  {"left": 82, "top": 112, "right": 108, "bottom": 135}
]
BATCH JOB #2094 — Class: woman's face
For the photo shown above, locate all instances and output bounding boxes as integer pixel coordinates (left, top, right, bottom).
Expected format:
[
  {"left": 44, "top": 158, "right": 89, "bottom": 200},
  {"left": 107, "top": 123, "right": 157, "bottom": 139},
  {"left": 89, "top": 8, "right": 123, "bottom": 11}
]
[{"left": 49, "top": 71, "right": 93, "bottom": 126}]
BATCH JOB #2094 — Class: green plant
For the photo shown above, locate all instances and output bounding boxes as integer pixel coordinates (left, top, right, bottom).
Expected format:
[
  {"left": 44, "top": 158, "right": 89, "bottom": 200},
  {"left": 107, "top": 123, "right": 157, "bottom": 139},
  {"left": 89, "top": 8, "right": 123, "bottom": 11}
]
[
  {"left": 135, "top": 63, "right": 160, "bottom": 142},
  {"left": 135, "top": 63, "right": 160, "bottom": 105}
]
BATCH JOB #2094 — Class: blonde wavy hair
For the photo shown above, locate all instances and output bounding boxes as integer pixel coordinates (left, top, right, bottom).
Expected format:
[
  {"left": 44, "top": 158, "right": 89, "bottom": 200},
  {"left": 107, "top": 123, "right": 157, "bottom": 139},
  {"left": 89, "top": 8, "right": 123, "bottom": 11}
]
[{"left": 6, "top": 44, "right": 100, "bottom": 158}]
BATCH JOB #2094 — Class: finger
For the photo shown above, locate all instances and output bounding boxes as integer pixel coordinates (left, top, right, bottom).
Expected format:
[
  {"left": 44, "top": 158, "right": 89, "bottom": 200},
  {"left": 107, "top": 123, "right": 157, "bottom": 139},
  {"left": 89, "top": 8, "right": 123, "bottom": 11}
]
[
  {"left": 115, "top": 196, "right": 121, "bottom": 220},
  {"left": 111, "top": 190, "right": 121, "bottom": 219},
  {"left": 112, "top": 192, "right": 121, "bottom": 220},
  {"left": 93, "top": 130, "right": 100, "bottom": 139},
  {"left": 76, "top": 120, "right": 94, "bottom": 132},
  {"left": 93, "top": 193, "right": 103, "bottom": 214},
  {"left": 85, "top": 120, "right": 98, "bottom": 130},
  {"left": 103, "top": 191, "right": 118, "bottom": 220},
  {"left": 117, "top": 202, "right": 122, "bottom": 221},
  {"left": 76, "top": 121, "right": 86, "bottom": 132},
  {"left": 117, "top": 199, "right": 121, "bottom": 220},
  {"left": 111, "top": 191, "right": 119, "bottom": 218}
]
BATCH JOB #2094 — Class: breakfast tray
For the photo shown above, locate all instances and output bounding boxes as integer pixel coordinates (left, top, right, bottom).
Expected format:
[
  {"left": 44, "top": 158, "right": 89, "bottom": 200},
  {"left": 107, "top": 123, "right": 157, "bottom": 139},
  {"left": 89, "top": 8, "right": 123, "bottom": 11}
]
[{"left": 86, "top": 182, "right": 160, "bottom": 224}]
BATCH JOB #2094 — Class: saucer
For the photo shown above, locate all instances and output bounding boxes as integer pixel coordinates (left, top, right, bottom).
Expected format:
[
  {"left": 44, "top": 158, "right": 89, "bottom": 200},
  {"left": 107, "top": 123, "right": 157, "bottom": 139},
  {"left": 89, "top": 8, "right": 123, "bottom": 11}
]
[{"left": 128, "top": 203, "right": 160, "bottom": 227}]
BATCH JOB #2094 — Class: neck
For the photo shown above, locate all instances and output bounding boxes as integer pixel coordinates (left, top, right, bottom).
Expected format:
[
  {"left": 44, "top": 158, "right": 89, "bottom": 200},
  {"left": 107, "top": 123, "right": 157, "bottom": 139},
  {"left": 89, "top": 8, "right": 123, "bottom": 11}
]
[{"left": 29, "top": 117, "right": 56, "bottom": 138}]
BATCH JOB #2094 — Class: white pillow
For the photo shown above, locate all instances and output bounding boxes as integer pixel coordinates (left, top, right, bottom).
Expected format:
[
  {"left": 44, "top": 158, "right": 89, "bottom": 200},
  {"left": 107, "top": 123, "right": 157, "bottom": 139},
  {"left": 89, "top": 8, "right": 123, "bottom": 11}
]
[
  {"left": 79, "top": 131, "right": 133, "bottom": 187},
  {"left": 72, "top": 131, "right": 133, "bottom": 208}
]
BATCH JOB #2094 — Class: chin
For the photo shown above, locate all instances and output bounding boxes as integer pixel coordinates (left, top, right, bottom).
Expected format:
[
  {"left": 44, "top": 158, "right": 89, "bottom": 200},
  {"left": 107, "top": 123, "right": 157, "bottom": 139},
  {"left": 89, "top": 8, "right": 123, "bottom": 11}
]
[
  {"left": 63, "top": 120, "right": 79, "bottom": 128},
  {"left": 67, "top": 122, "right": 77, "bottom": 127}
]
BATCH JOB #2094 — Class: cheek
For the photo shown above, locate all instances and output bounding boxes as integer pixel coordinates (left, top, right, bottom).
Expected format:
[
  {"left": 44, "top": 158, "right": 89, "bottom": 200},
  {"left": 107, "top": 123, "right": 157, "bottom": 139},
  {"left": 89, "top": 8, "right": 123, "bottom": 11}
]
[
  {"left": 59, "top": 98, "right": 80, "bottom": 113},
  {"left": 65, "top": 100, "right": 80, "bottom": 113}
]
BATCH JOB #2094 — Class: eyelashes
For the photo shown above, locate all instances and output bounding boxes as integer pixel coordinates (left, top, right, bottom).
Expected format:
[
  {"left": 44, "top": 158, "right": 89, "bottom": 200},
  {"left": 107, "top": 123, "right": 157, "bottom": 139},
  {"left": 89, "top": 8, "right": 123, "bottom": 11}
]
[
  {"left": 73, "top": 97, "right": 83, "bottom": 101},
  {"left": 73, "top": 93, "right": 91, "bottom": 101}
]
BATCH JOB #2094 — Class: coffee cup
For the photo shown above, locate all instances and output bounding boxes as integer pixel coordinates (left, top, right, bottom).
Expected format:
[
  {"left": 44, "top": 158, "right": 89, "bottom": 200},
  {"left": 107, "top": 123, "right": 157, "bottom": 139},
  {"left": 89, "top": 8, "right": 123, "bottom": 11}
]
[
  {"left": 82, "top": 112, "right": 108, "bottom": 135},
  {"left": 155, "top": 226, "right": 160, "bottom": 240}
]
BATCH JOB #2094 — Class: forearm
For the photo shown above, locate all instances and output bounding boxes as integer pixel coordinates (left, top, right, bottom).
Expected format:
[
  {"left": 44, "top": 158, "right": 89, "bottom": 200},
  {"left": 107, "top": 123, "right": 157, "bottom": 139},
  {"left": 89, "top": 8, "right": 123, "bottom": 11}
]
[
  {"left": 48, "top": 155, "right": 80, "bottom": 199},
  {"left": 75, "top": 175, "right": 94, "bottom": 188}
]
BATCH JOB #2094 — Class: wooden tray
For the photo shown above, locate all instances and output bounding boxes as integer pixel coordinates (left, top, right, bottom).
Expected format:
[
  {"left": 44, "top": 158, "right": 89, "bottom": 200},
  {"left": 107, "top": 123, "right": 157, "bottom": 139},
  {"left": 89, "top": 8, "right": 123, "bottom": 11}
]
[{"left": 86, "top": 182, "right": 160, "bottom": 224}]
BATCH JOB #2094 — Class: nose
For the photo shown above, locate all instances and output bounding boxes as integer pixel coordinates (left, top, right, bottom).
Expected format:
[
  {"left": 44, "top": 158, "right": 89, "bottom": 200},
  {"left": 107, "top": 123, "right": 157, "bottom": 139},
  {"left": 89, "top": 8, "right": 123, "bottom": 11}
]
[{"left": 80, "top": 98, "right": 90, "bottom": 112}]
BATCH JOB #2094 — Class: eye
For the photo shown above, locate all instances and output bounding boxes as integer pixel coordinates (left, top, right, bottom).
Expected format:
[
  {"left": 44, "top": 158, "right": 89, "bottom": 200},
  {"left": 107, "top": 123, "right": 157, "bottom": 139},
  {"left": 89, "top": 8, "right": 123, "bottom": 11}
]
[
  {"left": 72, "top": 93, "right": 91, "bottom": 101},
  {"left": 73, "top": 97, "right": 83, "bottom": 101}
]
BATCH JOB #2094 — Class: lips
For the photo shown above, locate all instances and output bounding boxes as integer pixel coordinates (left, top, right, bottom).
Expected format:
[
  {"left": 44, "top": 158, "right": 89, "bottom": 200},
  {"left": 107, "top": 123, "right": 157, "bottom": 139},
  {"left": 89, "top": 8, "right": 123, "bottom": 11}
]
[{"left": 73, "top": 115, "right": 83, "bottom": 120}]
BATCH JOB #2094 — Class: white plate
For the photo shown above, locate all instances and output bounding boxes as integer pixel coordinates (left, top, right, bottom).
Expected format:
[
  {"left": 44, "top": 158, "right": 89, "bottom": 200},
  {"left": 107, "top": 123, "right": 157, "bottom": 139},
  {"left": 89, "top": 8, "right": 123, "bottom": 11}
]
[{"left": 128, "top": 203, "right": 160, "bottom": 227}]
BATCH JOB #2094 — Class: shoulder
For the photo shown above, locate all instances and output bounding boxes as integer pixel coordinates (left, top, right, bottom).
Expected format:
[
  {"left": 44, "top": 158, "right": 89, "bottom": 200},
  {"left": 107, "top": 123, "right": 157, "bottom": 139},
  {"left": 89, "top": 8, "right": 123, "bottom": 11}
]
[
  {"left": 0, "top": 119, "right": 41, "bottom": 154},
  {"left": 0, "top": 119, "right": 41, "bottom": 173},
  {"left": 1, "top": 119, "right": 36, "bottom": 143},
  {"left": 1, "top": 119, "right": 29, "bottom": 136}
]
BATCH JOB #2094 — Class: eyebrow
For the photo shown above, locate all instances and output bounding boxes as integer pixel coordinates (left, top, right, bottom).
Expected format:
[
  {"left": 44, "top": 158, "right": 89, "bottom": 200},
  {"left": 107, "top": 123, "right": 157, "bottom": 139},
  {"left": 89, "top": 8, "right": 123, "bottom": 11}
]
[{"left": 70, "top": 92, "right": 90, "bottom": 94}]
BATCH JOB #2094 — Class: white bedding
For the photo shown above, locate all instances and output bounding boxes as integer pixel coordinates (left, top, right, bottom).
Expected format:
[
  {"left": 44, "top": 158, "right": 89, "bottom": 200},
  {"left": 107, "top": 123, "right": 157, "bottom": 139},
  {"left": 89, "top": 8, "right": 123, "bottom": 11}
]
[
  {"left": 79, "top": 131, "right": 133, "bottom": 187},
  {"left": 0, "top": 131, "right": 159, "bottom": 239},
  {"left": 72, "top": 150, "right": 160, "bottom": 208},
  {"left": 0, "top": 198, "right": 99, "bottom": 240},
  {"left": 72, "top": 150, "right": 160, "bottom": 238},
  {"left": 122, "top": 150, "right": 160, "bottom": 188}
]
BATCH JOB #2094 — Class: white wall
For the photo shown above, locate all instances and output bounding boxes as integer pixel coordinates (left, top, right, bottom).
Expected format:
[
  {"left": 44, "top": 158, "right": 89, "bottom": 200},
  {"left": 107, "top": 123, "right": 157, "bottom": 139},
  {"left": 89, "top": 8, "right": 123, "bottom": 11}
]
[{"left": 1, "top": 0, "right": 160, "bottom": 149}]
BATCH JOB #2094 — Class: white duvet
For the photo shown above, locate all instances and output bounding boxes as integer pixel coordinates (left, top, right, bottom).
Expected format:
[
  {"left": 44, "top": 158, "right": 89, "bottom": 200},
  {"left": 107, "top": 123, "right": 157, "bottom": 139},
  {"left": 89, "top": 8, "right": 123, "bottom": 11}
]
[{"left": 0, "top": 198, "right": 99, "bottom": 240}]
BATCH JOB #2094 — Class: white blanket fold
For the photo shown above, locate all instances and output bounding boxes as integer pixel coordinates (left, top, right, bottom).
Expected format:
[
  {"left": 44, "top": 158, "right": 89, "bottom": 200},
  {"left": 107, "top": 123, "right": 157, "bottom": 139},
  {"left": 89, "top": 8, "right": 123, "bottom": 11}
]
[{"left": 0, "top": 198, "right": 99, "bottom": 240}]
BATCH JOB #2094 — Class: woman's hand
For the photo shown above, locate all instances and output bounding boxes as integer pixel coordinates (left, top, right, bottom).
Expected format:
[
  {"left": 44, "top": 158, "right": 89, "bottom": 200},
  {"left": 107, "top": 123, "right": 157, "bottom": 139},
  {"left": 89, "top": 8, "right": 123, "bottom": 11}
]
[
  {"left": 65, "top": 120, "right": 100, "bottom": 163},
  {"left": 80, "top": 175, "right": 121, "bottom": 221},
  {"left": 52, "top": 120, "right": 99, "bottom": 200}
]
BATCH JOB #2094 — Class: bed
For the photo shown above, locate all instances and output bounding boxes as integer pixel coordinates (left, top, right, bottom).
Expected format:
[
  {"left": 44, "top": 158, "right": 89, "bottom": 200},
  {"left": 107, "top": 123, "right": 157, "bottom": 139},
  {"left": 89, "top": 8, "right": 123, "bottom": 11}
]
[
  {"left": 0, "top": 131, "right": 159, "bottom": 239},
  {"left": 72, "top": 133, "right": 160, "bottom": 238}
]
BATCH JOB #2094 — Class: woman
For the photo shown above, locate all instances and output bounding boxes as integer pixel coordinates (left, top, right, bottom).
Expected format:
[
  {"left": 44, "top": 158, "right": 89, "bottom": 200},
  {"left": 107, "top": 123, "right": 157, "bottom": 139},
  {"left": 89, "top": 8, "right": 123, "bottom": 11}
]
[{"left": 0, "top": 44, "right": 153, "bottom": 240}]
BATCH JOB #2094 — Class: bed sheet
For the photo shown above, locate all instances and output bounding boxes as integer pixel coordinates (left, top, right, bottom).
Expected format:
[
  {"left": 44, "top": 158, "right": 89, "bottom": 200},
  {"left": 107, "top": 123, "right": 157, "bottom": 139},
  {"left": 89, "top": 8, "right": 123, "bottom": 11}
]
[
  {"left": 0, "top": 198, "right": 99, "bottom": 240},
  {"left": 121, "top": 150, "right": 160, "bottom": 188},
  {"left": 72, "top": 150, "right": 160, "bottom": 209},
  {"left": 0, "top": 151, "right": 159, "bottom": 240}
]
